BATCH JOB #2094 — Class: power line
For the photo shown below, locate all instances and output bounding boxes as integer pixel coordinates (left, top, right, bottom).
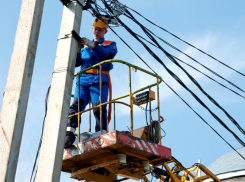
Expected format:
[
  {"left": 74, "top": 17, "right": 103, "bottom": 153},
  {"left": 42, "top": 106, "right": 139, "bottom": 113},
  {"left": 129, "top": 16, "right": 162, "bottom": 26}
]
[
  {"left": 126, "top": 6, "right": 245, "bottom": 78},
  {"left": 132, "top": 31, "right": 245, "bottom": 99},
  {"left": 99, "top": 0, "right": 245, "bottom": 146},
  {"left": 173, "top": 56, "right": 245, "bottom": 99},
  {"left": 87, "top": 0, "right": 245, "bottom": 160},
  {"left": 124, "top": 8, "right": 245, "bottom": 136},
  {"left": 30, "top": 85, "right": 50, "bottom": 182},
  {"left": 131, "top": 19, "right": 245, "bottom": 94},
  {"left": 162, "top": 80, "right": 245, "bottom": 161}
]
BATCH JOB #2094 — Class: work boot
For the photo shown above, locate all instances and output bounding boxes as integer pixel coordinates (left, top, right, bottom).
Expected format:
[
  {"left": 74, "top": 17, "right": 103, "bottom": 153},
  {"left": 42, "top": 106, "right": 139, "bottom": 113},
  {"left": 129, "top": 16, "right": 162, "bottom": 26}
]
[
  {"left": 64, "top": 132, "right": 75, "bottom": 148},
  {"left": 64, "top": 138, "right": 72, "bottom": 148}
]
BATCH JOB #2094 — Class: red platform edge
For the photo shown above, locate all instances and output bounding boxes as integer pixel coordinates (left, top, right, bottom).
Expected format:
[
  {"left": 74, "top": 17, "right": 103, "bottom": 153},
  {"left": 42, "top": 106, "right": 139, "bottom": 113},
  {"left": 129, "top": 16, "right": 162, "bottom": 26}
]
[{"left": 63, "top": 130, "right": 171, "bottom": 160}]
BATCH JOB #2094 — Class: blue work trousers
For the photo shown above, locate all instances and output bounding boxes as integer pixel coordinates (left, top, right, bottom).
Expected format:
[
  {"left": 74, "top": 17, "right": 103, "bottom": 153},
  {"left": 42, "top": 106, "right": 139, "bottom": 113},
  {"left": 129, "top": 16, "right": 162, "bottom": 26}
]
[{"left": 67, "top": 83, "right": 109, "bottom": 132}]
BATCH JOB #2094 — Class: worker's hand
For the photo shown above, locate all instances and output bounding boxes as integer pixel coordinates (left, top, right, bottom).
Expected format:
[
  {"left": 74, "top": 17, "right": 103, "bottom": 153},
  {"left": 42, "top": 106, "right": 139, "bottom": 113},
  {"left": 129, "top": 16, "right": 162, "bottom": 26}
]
[
  {"left": 77, "top": 42, "right": 83, "bottom": 54},
  {"left": 80, "top": 37, "right": 95, "bottom": 49}
]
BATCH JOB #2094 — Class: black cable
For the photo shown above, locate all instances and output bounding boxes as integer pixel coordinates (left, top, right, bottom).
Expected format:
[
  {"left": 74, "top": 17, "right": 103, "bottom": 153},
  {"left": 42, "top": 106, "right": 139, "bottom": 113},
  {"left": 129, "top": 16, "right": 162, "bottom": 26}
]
[
  {"left": 30, "top": 85, "right": 51, "bottom": 182},
  {"left": 134, "top": 31, "right": 245, "bottom": 100},
  {"left": 148, "top": 120, "right": 160, "bottom": 144},
  {"left": 30, "top": 68, "right": 70, "bottom": 180},
  {"left": 162, "top": 80, "right": 245, "bottom": 161},
  {"left": 103, "top": 0, "right": 245, "bottom": 146},
  {"left": 123, "top": 8, "right": 245, "bottom": 136},
  {"left": 32, "top": 168, "right": 38, "bottom": 182},
  {"left": 172, "top": 56, "right": 245, "bottom": 99},
  {"left": 126, "top": 8, "right": 245, "bottom": 97},
  {"left": 161, "top": 128, "right": 166, "bottom": 138},
  {"left": 141, "top": 23, "right": 245, "bottom": 94},
  {"left": 87, "top": 1, "right": 245, "bottom": 160},
  {"left": 87, "top": 5, "right": 158, "bottom": 76},
  {"left": 126, "top": 6, "right": 245, "bottom": 77},
  {"left": 152, "top": 165, "right": 167, "bottom": 179},
  {"left": 145, "top": 101, "right": 149, "bottom": 125}
]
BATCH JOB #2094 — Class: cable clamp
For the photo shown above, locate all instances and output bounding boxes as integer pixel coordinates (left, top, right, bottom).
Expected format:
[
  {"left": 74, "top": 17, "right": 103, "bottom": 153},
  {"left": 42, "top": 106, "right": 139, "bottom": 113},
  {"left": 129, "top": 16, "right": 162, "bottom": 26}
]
[
  {"left": 57, "top": 33, "right": 72, "bottom": 40},
  {"left": 59, "top": 0, "right": 84, "bottom": 7}
]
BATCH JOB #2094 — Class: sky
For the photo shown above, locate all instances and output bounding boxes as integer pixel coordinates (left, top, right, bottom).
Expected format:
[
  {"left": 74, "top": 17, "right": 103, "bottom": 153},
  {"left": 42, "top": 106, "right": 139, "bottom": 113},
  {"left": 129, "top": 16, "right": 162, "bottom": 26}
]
[{"left": 0, "top": 0, "right": 245, "bottom": 181}]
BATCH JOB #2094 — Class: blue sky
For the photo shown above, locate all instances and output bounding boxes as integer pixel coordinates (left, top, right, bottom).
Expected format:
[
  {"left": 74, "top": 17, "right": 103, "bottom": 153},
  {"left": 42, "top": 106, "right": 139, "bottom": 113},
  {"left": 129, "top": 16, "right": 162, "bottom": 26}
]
[{"left": 0, "top": 0, "right": 245, "bottom": 181}]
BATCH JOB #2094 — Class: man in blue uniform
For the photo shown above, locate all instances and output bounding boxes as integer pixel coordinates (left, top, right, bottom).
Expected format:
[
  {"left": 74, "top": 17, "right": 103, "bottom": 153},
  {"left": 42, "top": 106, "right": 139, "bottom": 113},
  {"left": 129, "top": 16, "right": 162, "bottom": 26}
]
[{"left": 65, "top": 17, "right": 117, "bottom": 148}]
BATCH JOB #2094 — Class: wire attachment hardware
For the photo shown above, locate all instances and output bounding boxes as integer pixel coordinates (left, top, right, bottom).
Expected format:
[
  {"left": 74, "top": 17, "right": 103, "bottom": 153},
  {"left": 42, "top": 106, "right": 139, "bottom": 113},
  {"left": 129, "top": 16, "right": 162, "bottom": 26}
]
[
  {"left": 57, "top": 33, "right": 71, "bottom": 40},
  {"left": 71, "top": 30, "right": 82, "bottom": 42},
  {"left": 60, "top": 0, "right": 72, "bottom": 6},
  {"left": 59, "top": 0, "right": 84, "bottom": 7}
]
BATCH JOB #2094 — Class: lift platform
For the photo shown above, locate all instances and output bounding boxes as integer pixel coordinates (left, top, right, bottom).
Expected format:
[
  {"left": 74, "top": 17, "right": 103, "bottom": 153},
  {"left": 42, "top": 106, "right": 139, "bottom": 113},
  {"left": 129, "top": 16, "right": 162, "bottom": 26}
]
[
  {"left": 62, "top": 60, "right": 221, "bottom": 182},
  {"left": 61, "top": 60, "right": 169, "bottom": 181},
  {"left": 62, "top": 130, "right": 171, "bottom": 181}
]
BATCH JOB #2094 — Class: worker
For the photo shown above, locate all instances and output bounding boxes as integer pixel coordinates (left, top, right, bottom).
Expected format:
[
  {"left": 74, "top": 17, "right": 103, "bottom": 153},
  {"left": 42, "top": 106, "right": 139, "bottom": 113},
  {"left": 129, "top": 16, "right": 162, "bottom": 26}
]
[{"left": 65, "top": 17, "right": 117, "bottom": 148}]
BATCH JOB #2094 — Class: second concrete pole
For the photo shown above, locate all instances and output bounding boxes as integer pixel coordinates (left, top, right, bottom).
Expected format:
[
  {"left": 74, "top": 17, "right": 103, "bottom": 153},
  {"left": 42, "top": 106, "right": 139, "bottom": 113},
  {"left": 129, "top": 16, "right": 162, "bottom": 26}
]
[{"left": 35, "top": 1, "right": 83, "bottom": 181}]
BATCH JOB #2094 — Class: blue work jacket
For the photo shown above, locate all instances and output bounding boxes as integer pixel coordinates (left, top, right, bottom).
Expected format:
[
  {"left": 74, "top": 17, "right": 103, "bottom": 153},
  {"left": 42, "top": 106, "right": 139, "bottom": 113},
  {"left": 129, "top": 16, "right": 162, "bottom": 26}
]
[{"left": 76, "top": 38, "right": 117, "bottom": 85}]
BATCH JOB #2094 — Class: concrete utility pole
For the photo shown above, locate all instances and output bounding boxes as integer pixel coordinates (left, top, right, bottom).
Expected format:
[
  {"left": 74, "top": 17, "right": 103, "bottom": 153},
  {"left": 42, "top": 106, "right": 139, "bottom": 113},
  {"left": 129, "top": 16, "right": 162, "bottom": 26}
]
[
  {"left": 35, "top": 1, "right": 83, "bottom": 181},
  {"left": 0, "top": 0, "right": 45, "bottom": 181}
]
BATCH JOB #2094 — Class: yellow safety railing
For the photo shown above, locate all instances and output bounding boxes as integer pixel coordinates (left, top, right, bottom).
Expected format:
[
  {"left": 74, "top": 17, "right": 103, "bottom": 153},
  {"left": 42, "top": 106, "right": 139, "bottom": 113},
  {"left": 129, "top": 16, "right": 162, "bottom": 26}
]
[{"left": 69, "top": 59, "right": 163, "bottom": 143}]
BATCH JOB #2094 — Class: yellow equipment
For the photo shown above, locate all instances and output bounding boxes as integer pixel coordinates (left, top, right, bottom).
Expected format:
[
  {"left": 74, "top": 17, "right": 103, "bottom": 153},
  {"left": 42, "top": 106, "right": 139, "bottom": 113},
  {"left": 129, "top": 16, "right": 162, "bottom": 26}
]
[
  {"left": 62, "top": 60, "right": 221, "bottom": 182},
  {"left": 155, "top": 157, "right": 221, "bottom": 182}
]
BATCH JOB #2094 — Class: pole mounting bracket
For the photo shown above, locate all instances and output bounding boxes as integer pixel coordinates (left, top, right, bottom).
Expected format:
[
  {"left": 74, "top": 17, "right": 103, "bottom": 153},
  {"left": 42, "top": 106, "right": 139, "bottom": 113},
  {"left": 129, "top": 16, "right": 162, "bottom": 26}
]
[{"left": 59, "top": 0, "right": 84, "bottom": 7}]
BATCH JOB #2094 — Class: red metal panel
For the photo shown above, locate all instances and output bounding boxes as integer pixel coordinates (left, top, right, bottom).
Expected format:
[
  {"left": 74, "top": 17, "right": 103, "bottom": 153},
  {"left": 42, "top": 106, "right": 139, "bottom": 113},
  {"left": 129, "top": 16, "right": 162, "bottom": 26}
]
[
  {"left": 63, "top": 131, "right": 171, "bottom": 160},
  {"left": 116, "top": 131, "right": 171, "bottom": 159},
  {"left": 63, "top": 131, "right": 117, "bottom": 160}
]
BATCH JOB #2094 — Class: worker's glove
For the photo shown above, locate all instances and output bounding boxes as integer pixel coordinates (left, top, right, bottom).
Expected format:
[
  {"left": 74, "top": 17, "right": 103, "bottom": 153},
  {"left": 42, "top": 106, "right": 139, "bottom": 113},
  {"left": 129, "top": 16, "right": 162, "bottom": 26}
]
[
  {"left": 80, "top": 37, "right": 95, "bottom": 49},
  {"left": 77, "top": 42, "right": 83, "bottom": 54}
]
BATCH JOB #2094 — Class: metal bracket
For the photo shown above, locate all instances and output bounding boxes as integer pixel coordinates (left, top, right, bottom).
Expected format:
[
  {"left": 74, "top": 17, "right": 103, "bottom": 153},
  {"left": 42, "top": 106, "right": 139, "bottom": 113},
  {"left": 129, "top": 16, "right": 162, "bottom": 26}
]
[
  {"left": 57, "top": 30, "right": 82, "bottom": 41},
  {"left": 59, "top": 0, "right": 84, "bottom": 7},
  {"left": 57, "top": 33, "right": 71, "bottom": 40},
  {"left": 59, "top": 0, "right": 72, "bottom": 6}
]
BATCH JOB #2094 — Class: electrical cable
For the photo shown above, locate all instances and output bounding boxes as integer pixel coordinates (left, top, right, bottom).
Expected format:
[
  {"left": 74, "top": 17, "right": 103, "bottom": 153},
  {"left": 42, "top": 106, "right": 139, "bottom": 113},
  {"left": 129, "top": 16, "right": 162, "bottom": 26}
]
[
  {"left": 161, "top": 128, "right": 166, "bottom": 138},
  {"left": 87, "top": 5, "right": 158, "bottom": 76},
  {"left": 30, "top": 85, "right": 51, "bottom": 182},
  {"left": 32, "top": 168, "right": 38, "bottom": 182},
  {"left": 173, "top": 56, "right": 245, "bottom": 99},
  {"left": 86, "top": 2, "right": 159, "bottom": 76},
  {"left": 126, "top": 8, "right": 245, "bottom": 96},
  {"left": 119, "top": 16, "right": 244, "bottom": 146},
  {"left": 145, "top": 101, "right": 149, "bottom": 125},
  {"left": 126, "top": 6, "right": 245, "bottom": 77},
  {"left": 148, "top": 120, "right": 160, "bottom": 144},
  {"left": 152, "top": 164, "right": 167, "bottom": 179},
  {"left": 104, "top": 1, "right": 245, "bottom": 147},
  {"left": 141, "top": 23, "right": 245, "bottom": 94},
  {"left": 134, "top": 31, "right": 245, "bottom": 99},
  {"left": 112, "top": 1, "right": 245, "bottom": 145},
  {"left": 90, "top": 3, "right": 164, "bottom": 145},
  {"left": 87, "top": 1, "right": 245, "bottom": 160},
  {"left": 162, "top": 80, "right": 245, "bottom": 160},
  {"left": 31, "top": 67, "right": 73, "bottom": 182},
  {"left": 122, "top": 8, "right": 245, "bottom": 136}
]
